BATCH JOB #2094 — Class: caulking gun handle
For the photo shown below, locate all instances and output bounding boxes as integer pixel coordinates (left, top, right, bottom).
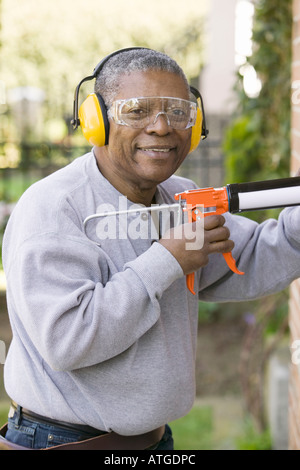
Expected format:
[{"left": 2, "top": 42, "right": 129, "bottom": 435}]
[
  {"left": 185, "top": 253, "right": 244, "bottom": 296},
  {"left": 186, "top": 273, "right": 196, "bottom": 295},
  {"left": 222, "top": 252, "right": 244, "bottom": 275}
]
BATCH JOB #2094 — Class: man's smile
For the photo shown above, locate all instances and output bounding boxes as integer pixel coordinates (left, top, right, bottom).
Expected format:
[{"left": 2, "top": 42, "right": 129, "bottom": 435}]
[{"left": 137, "top": 145, "right": 176, "bottom": 158}]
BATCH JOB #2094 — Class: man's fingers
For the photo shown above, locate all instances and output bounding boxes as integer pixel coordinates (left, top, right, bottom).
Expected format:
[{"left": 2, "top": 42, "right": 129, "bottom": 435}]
[
  {"left": 208, "top": 239, "right": 235, "bottom": 254},
  {"left": 203, "top": 214, "right": 226, "bottom": 230},
  {"left": 206, "top": 225, "right": 230, "bottom": 244},
  {"left": 203, "top": 215, "right": 234, "bottom": 254}
]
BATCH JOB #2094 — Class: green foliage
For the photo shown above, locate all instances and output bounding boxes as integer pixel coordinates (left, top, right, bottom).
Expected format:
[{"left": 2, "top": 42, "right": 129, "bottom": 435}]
[
  {"left": 223, "top": 0, "right": 292, "bottom": 210},
  {"left": 263, "top": 291, "right": 289, "bottom": 337},
  {"left": 198, "top": 301, "right": 220, "bottom": 323},
  {"left": 0, "top": 401, "right": 8, "bottom": 428},
  {"left": 223, "top": 114, "right": 262, "bottom": 183},
  {"left": 223, "top": 6, "right": 291, "bottom": 437},
  {"left": 171, "top": 405, "right": 213, "bottom": 450},
  {"left": 235, "top": 416, "right": 272, "bottom": 450}
]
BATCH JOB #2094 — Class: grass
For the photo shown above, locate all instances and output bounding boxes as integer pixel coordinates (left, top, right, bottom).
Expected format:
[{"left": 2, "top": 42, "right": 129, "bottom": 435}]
[
  {"left": 0, "top": 401, "right": 9, "bottom": 428},
  {"left": 171, "top": 404, "right": 214, "bottom": 450},
  {"left": 0, "top": 173, "right": 38, "bottom": 203},
  {"left": 234, "top": 417, "right": 272, "bottom": 450}
]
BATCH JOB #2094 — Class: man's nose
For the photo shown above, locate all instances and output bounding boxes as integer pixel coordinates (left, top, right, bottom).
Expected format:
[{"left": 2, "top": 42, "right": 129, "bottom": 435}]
[{"left": 145, "top": 112, "right": 171, "bottom": 134}]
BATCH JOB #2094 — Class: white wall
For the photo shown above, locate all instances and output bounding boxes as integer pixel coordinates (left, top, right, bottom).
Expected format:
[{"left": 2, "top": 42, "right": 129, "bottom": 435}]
[{"left": 200, "top": 0, "right": 238, "bottom": 115}]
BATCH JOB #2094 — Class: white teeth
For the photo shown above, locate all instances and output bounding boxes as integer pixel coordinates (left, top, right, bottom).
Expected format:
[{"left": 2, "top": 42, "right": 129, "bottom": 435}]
[{"left": 143, "top": 148, "right": 170, "bottom": 152}]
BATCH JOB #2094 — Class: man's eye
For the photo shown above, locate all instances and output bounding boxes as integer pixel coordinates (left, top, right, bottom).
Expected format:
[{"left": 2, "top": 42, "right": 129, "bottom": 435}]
[
  {"left": 124, "top": 107, "right": 147, "bottom": 118},
  {"left": 131, "top": 108, "right": 145, "bottom": 115},
  {"left": 169, "top": 108, "right": 187, "bottom": 118},
  {"left": 173, "top": 109, "right": 184, "bottom": 115}
]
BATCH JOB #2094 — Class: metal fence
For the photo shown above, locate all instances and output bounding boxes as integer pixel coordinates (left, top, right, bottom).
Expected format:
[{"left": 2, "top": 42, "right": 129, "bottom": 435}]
[
  {"left": 0, "top": 141, "right": 89, "bottom": 202},
  {"left": 177, "top": 138, "right": 225, "bottom": 188}
]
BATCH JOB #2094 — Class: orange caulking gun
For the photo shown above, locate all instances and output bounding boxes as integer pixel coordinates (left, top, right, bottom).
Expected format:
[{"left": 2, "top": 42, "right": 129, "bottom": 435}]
[
  {"left": 83, "top": 176, "right": 300, "bottom": 295},
  {"left": 174, "top": 176, "right": 300, "bottom": 294}
]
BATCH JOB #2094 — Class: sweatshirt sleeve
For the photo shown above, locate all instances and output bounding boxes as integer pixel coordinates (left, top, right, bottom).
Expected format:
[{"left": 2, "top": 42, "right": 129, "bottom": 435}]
[
  {"left": 5, "top": 233, "right": 183, "bottom": 372},
  {"left": 198, "top": 206, "right": 300, "bottom": 302}
]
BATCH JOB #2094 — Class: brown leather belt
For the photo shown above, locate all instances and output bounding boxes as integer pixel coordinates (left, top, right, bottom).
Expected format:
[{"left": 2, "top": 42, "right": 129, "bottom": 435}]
[
  {"left": 10, "top": 401, "right": 102, "bottom": 435},
  {"left": 1, "top": 404, "right": 165, "bottom": 451},
  {"left": 0, "top": 422, "right": 165, "bottom": 450}
]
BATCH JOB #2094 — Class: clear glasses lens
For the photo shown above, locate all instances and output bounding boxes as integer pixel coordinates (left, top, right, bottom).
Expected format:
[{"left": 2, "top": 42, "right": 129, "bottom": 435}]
[{"left": 109, "top": 97, "right": 197, "bottom": 130}]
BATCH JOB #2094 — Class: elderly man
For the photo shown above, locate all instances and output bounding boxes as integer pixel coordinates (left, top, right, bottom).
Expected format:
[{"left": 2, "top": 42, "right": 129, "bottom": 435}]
[{"left": 1, "top": 47, "right": 300, "bottom": 450}]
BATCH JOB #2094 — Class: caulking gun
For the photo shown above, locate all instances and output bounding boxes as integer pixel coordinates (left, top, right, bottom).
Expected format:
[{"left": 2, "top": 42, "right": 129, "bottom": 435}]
[{"left": 84, "top": 176, "right": 300, "bottom": 295}]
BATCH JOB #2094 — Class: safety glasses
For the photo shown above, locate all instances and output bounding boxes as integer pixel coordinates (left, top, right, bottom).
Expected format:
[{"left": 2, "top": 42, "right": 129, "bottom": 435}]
[{"left": 108, "top": 96, "right": 198, "bottom": 130}]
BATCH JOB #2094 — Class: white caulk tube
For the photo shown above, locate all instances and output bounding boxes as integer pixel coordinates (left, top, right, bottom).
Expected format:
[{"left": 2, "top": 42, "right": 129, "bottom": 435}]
[{"left": 227, "top": 177, "right": 300, "bottom": 213}]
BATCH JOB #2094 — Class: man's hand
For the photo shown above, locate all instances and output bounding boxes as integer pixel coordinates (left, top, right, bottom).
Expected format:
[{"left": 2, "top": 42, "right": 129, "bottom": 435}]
[{"left": 159, "top": 214, "right": 234, "bottom": 275}]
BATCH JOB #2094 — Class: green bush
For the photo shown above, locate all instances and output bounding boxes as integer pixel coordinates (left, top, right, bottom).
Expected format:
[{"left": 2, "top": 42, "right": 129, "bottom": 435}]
[
  {"left": 0, "top": 402, "right": 9, "bottom": 428},
  {"left": 223, "top": 0, "right": 292, "bottom": 199},
  {"left": 235, "top": 416, "right": 272, "bottom": 450}
]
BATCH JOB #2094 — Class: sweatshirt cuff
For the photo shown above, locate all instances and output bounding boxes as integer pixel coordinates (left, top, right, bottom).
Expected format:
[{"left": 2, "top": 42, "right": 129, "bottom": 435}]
[
  {"left": 124, "top": 241, "right": 184, "bottom": 296},
  {"left": 284, "top": 206, "right": 300, "bottom": 245}
]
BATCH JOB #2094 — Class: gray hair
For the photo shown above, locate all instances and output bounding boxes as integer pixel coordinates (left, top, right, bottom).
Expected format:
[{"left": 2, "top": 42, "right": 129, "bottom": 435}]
[{"left": 94, "top": 48, "right": 189, "bottom": 107}]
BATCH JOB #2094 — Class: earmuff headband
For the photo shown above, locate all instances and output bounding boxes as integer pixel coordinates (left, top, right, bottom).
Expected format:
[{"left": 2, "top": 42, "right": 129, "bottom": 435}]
[
  {"left": 72, "top": 47, "right": 150, "bottom": 130},
  {"left": 72, "top": 75, "right": 95, "bottom": 129}
]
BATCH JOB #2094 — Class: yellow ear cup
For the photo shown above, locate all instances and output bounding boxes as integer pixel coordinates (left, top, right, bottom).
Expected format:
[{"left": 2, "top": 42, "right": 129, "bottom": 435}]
[
  {"left": 78, "top": 93, "right": 108, "bottom": 147},
  {"left": 189, "top": 103, "right": 203, "bottom": 154}
]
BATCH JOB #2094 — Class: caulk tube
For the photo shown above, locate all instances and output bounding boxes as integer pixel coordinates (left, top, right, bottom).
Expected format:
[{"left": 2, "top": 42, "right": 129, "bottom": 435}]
[{"left": 227, "top": 177, "right": 300, "bottom": 213}]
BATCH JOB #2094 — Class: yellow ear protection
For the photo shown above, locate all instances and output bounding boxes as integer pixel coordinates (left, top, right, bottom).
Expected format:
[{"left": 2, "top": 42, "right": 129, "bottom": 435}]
[
  {"left": 189, "top": 85, "right": 209, "bottom": 153},
  {"left": 71, "top": 48, "right": 209, "bottom": 152}
]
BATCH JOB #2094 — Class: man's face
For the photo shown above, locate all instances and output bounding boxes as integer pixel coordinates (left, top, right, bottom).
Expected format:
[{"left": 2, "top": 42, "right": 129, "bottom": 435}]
[{"left": 97, "top": 70, "right": 192, "bottom": 194}]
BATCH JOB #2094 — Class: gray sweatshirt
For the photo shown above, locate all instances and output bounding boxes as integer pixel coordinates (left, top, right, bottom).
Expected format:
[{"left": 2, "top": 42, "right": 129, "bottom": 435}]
[{"left": 3, "top": 151, "right": 300, "bottom": 435}]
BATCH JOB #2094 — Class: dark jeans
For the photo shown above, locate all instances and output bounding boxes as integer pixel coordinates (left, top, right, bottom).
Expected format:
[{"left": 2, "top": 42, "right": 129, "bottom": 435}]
[{"left": 5, "top": 405, "right": 174, "bottom": 450}]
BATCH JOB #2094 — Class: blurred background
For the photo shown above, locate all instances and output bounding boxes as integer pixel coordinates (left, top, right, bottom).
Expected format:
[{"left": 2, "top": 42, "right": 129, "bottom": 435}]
[{"left": 0, "top": 0, "right": 293, "bottom": 450}]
